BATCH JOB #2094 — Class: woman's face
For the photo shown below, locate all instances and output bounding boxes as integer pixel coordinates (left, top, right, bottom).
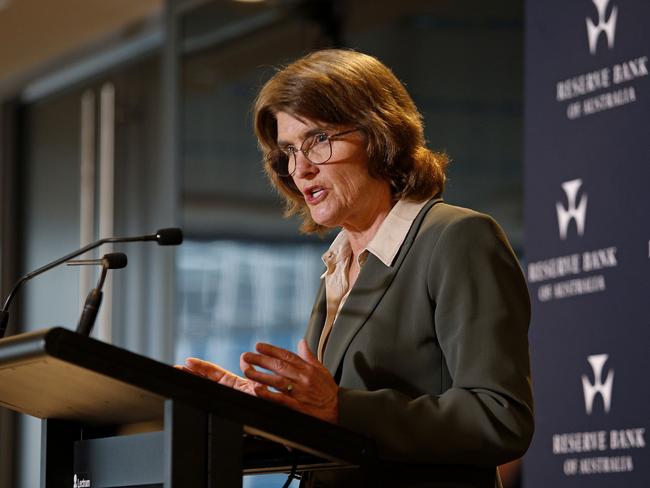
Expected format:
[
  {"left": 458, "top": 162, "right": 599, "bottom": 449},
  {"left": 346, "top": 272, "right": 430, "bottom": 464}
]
[{"left": 276, "top": 112, "right": 391, "bottom": 231}]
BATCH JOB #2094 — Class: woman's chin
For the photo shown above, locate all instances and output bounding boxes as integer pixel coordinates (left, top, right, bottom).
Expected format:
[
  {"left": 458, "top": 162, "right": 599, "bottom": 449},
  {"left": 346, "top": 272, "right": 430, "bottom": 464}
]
[{"left": 309, "top": 210, "right": 340, "bottom": 229}]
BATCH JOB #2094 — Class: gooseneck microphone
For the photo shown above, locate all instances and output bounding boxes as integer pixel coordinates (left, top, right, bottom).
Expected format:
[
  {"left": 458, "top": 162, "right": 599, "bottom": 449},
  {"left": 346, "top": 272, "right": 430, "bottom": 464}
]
[
  {"left": 68, "top": 252, "right": 128, "bottom": 337},
  {"left": 67, "top": 253, "right": 129, "bottom": 270},
  {"left": 0, "top": 228, "right": 182, "bottom": 339}
]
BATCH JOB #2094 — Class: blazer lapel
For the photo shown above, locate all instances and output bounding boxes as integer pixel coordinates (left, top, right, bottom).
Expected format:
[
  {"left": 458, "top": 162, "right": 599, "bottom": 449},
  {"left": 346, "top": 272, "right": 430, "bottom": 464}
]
[
  {"left": 304, "top": 280, "right": 326, "bottom": 353},
  {"left": 322, "top": 197, "right": 442, "bottom": 375}
]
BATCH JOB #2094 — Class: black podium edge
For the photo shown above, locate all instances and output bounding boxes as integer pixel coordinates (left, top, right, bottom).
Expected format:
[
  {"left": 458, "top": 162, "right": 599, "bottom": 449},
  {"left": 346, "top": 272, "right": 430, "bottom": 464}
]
[{"left": 0, "top": 327, "right": 376, "bottom": 467}]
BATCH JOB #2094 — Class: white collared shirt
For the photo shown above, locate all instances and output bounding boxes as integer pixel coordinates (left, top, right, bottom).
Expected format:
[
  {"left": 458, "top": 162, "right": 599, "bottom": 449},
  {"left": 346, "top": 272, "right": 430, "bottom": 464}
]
[{"left": 317, "top": 198, "right": 429, "bottom": 361}]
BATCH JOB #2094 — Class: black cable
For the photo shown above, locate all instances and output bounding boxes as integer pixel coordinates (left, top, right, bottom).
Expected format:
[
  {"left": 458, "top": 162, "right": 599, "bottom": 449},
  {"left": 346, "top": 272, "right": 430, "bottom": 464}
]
[
  {"left": 281, "top": 463, "right": 297, "bottom": 488},
  {"left": 281, "top": 447, "right": 299, "bottom": 488}
]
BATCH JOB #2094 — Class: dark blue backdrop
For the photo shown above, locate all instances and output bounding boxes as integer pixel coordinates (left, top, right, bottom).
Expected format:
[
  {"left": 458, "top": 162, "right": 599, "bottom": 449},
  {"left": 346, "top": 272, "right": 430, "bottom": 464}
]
[{"left": 524, "top": 0, "right": 649, "bottom": 486}]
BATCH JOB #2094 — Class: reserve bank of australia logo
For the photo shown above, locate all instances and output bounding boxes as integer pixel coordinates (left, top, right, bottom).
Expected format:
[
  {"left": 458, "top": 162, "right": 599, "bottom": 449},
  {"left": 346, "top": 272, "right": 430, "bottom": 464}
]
[
  {"left": 586, "top": 0, "right": 618, "bottom": 55},
  {"left": 556, "top": 179, "right": 588, "bottom": 240},
  {"left": 581, "top": 354, "right": 614, "bottom": 414}
]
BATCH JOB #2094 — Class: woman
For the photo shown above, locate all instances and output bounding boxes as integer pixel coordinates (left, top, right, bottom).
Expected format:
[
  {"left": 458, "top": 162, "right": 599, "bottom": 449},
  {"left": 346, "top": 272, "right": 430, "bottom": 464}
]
[{"left": 183, "top": 49, "right": 534, "bottom": 487}]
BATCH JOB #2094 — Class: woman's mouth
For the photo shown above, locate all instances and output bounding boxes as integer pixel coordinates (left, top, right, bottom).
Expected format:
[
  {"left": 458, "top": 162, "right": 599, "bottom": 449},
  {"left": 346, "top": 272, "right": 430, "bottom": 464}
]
[{"left": 304, "top": 186, "right": 328, "bottom": 205}]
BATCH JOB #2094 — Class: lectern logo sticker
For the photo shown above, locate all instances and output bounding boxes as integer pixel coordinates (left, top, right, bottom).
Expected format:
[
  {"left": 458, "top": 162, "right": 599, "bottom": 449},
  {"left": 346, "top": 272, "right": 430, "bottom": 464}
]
[
  {"left": 556, "top": 179, "right": 588, "bottom": 240},
  {"left": 586, "top": 0, "right": 618, "bottom": 55},
  {"left": 582, "top": 354, "right": 614, "bottom": 415},
  {"left": 73, "top": 474, "right": 91, "bottom": 488}
]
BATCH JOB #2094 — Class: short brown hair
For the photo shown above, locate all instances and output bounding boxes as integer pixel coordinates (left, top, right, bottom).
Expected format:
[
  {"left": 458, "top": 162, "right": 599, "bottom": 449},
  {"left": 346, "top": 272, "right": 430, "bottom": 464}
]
[{"left": 253, "top": 49, "right": 448, "bottom": 234}]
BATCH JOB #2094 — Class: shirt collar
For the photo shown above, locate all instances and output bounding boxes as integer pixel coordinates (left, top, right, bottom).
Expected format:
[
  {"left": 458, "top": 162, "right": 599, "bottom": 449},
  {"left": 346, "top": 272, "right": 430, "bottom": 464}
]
[
  {"left": 320, "top": 198, "right": 429, "bottom": 274},
  {"left": 366, "top": 198, "right": 428, "bottom": 266},
  {"left": 321, "top": 231, "right": 352, "bottom": 277}
]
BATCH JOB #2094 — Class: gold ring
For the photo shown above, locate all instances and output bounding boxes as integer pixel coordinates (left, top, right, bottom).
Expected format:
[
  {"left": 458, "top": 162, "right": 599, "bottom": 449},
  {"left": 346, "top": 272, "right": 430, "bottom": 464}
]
[{"left": 286, "top": 383, "right": 294, "bottom": 393}]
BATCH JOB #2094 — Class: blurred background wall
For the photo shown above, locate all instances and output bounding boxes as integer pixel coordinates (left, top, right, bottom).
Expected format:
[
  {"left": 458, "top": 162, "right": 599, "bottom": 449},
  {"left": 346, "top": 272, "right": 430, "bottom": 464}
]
[{"left": 0, "top": 1, "right": 525, "bottom": 487}]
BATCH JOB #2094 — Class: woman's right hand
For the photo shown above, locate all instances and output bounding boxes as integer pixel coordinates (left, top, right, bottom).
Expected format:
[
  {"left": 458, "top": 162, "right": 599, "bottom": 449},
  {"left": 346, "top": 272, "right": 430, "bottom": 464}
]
[{"left": 178, "top": 358, "right": 260, "bottom": 396}]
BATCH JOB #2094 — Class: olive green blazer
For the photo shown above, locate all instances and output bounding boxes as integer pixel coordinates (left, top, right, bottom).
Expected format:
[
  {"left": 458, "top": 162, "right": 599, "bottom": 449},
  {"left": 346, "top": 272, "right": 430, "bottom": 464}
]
[{"left": 304, "top": 198, "right": 534, "bottom": 488}]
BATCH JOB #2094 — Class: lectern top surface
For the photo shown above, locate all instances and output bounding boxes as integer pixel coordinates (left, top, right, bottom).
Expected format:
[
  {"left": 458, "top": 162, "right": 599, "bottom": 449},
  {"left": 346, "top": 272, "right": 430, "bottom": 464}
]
[
  {"left": 0, "top": 327, "right": 375, "bottom": 466},
  {"left": 0, "top": 354, "right": 164, "bottom": 424}
]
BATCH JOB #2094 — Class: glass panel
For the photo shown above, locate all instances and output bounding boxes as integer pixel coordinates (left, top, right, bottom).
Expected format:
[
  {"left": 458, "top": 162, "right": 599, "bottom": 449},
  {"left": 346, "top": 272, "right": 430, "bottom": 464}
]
[
  {"left": 174, "top": 241, "right": 326, "bottom": 372},
  {"left": 179, "top": 1, "right": 323, "bottom": 239},
  {"left": 345, "top": 0, "right": 524, "bottom": 249}
]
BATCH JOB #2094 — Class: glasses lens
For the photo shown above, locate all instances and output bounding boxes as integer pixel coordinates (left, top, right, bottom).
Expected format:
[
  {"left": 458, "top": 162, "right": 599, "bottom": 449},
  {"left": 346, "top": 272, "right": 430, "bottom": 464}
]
[
  {"left": 302, "top": 133, "right": 331, "bottom": 165},
  {"left": 271, "top": 151, "right": 293, "bottom": 177}
]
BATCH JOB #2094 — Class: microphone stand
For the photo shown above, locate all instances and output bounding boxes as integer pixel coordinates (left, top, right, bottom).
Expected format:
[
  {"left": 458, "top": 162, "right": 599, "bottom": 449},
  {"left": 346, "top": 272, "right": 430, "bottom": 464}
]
[
  {"left": 0, "top": 228, "right": 181, "bottom": 339},
  {"left": 76, "top": 272, "right": 107, "bottom": 337},
  {"left": 68, "top": 253, "right": 127, "bottom": 337}
]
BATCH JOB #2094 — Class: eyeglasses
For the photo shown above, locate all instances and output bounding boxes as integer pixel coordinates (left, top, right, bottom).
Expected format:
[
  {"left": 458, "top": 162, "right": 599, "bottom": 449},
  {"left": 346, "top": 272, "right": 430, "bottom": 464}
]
[{"left": 272, "top": 128, "right": 360, "bottom": 177}]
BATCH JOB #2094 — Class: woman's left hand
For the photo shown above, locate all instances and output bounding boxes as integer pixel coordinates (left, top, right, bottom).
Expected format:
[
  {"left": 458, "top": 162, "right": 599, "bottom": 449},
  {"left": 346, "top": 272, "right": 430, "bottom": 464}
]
[{"left": 241, "top": 339, "right": 339, "bottom": 424}]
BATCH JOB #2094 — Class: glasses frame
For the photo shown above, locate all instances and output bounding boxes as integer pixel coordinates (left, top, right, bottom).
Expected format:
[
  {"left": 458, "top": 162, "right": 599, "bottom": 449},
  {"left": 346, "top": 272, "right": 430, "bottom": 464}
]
[{"left": 274, "top": 128, "right": 360, "bottom": 177}]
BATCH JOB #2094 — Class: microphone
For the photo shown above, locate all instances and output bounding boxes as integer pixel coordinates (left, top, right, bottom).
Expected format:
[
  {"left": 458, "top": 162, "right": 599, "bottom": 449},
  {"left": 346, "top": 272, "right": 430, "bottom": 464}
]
[
  {"left": 0, "top": 228, "right": 183, "bottom": 338},
  {"left": 67, "top": 252, "right": 127, "bottom": 337},
  {"left": 154, "top": 228, "right": 183, "bottom": 246},
  {"left": 67, "top": 253, "right": 128, "bottom": 270}
]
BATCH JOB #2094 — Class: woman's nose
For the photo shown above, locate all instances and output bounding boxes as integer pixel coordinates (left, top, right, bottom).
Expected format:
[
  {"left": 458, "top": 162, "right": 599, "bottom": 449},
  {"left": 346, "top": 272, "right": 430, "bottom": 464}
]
[{"left": 292, "top": 151, "right": 318, "bottom": 178}]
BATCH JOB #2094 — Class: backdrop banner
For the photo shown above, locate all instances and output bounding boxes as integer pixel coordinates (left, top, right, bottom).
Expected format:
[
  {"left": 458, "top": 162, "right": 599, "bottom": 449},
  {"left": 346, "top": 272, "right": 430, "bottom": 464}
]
[{"left": 523, "top": 0, "right": 649, "bottom": 486}]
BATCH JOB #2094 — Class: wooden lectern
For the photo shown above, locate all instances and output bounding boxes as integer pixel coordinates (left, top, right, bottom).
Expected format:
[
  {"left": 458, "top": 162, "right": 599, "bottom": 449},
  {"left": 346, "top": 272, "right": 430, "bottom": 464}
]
[{"left": 0, "top": 327, "right": 375, "bottom": 487}]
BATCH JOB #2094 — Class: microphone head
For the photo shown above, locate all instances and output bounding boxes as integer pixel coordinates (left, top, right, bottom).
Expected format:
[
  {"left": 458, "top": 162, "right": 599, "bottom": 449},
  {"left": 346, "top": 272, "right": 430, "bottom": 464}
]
[
  {"left": 102, "top": 253, "right": 128, "bottom": 269},
  {"left": 156, "top": 228, "right": 183, "bottom": 246}
]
